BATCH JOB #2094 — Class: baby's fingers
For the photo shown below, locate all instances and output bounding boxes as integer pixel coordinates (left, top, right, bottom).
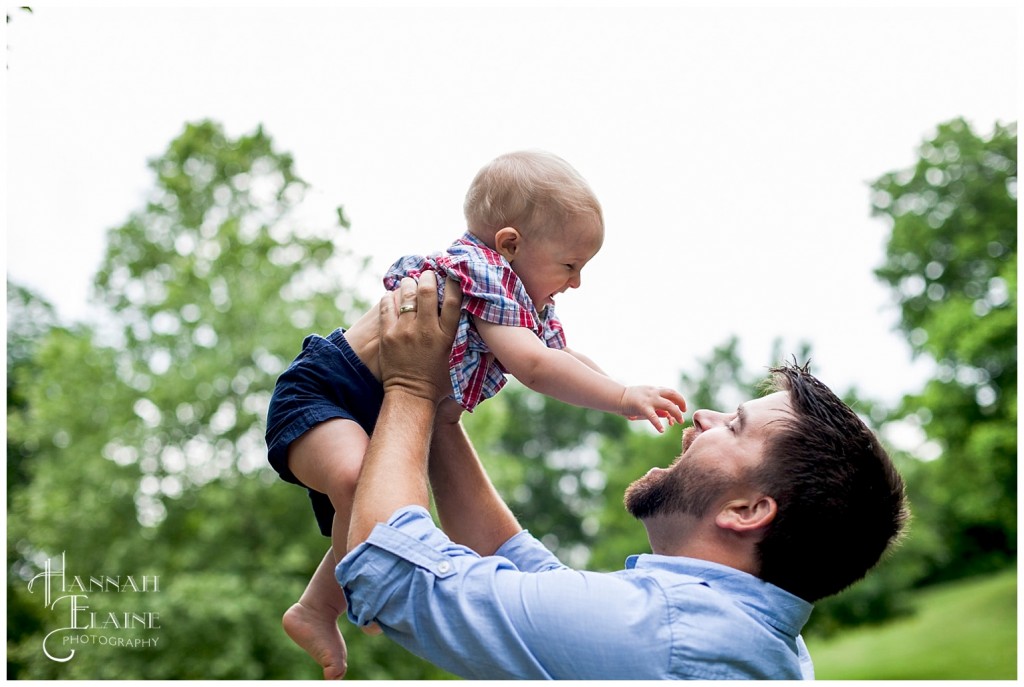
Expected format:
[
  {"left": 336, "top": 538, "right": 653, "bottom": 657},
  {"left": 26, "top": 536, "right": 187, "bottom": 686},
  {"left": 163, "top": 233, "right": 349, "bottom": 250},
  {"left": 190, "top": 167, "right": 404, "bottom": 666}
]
[
  {"left": 645, "top": 409, "right": 666, "bottom": 434},
  {"left": 655, "top": 409, "right": 677, "bottom": 426},
  {"left": 658, "top": 390, "right": 687, "bottom": 425},
  {"left": 662, "top": 388, "right": 687, "bottom": 412}
]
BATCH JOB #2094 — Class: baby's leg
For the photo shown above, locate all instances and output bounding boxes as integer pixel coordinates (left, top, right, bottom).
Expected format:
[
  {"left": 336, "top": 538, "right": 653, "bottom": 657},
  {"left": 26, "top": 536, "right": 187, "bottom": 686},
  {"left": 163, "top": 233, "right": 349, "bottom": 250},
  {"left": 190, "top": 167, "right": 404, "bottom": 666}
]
[
  {"left": 284, "top": 419, "right": 368, "bottom": 679},
  {"left": 283, "top": 549, "right": 349, "bottom": 679},
  {"left": 288, "top": 418, "right": 367, "bottom": 562}
]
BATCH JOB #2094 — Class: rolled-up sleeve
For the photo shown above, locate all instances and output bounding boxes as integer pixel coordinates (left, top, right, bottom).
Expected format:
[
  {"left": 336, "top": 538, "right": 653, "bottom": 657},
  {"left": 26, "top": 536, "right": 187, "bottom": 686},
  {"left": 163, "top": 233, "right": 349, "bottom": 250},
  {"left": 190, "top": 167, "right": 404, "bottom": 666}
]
[{"left": 336, "top": 506, "right": 669, "bottom": 680}]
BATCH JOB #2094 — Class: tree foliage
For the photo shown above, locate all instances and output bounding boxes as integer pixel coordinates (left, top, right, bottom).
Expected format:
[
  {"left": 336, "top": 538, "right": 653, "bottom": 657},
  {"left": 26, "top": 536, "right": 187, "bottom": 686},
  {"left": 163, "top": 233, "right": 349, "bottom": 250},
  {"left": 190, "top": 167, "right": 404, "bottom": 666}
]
[
  {"left": 90, "top": 119, "right": 360, "bottom": 521},
  {"left": 872, "top": 118, "right": 1017, "bottom": 580}
]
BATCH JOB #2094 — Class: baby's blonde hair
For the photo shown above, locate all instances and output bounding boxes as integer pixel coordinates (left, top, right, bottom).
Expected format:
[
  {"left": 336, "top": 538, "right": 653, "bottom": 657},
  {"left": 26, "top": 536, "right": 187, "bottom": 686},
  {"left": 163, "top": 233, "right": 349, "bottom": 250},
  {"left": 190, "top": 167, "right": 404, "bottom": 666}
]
[{"left": 463, "top": 150, "right": 603, "bottom": 240}]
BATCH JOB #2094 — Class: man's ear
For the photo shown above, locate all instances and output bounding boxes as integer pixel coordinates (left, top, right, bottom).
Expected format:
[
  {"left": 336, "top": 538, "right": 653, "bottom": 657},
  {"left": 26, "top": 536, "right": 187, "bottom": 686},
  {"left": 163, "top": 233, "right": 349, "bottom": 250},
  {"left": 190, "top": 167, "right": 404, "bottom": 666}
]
[
  {"left": 494, "top": 227, "right": 521, "bottom": 262},
  {"left": 715, "top": 495, "right": 777, "bottom": 534}
]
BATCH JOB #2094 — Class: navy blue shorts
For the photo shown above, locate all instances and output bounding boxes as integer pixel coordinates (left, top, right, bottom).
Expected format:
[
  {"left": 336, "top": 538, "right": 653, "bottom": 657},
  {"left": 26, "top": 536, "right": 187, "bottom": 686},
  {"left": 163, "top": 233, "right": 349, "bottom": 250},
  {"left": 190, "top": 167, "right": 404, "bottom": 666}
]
[{"left": 266, "top": 328, "right": 383, "bottom": 537}]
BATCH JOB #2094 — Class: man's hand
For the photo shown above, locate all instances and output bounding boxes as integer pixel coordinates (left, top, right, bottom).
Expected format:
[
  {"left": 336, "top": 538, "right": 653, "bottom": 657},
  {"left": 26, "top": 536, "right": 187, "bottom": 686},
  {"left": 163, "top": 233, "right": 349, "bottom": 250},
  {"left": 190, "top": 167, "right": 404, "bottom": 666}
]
[{"left": 378, "top": 271, "right": 462, "bottom": 403}]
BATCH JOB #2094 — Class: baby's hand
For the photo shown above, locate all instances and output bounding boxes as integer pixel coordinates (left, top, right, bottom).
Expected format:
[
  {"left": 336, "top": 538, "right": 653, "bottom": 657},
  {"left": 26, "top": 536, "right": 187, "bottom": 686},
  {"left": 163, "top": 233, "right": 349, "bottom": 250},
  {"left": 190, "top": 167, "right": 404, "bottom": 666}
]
[{"left": 620, "top": 386, "right": 687, "bottom": 433}]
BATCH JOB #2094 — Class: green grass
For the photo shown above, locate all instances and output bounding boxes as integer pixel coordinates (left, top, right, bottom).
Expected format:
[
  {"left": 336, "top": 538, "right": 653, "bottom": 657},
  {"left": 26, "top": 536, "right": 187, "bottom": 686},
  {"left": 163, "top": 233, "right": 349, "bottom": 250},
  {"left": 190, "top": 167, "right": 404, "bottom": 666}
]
[{"left": 807, "top": 566, "right": 1017, "bottom": 679}]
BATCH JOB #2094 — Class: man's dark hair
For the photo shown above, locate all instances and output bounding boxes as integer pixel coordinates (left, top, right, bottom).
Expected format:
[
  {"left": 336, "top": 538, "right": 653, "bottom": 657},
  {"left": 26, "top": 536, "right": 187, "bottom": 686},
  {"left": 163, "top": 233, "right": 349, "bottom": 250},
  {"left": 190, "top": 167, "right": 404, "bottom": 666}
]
[{"left": 750, "top": 361, "right": 909, "bottom": 602}]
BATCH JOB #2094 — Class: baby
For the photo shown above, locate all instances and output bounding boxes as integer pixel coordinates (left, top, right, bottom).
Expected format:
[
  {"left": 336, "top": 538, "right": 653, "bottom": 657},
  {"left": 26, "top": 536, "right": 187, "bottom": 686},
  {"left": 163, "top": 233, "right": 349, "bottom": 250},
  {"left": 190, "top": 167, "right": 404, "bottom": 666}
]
[{"left": 265, "top": 151, "right": 687, "bottom": 678}]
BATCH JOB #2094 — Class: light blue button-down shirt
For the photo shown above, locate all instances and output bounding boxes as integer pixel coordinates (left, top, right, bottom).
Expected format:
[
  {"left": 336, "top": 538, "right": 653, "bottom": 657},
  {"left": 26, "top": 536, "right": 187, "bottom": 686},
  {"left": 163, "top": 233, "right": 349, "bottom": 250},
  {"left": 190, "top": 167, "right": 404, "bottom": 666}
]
[{"left": 337, "top": 506, "right": 816, "bottom": 680}]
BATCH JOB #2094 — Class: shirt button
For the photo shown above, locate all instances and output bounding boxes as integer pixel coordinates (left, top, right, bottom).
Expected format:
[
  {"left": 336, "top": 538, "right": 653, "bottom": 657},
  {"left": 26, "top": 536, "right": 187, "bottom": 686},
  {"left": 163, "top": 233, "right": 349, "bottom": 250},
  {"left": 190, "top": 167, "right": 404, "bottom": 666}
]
[{"left": 437, "top": 561, "right": 451, "bottom": 574}]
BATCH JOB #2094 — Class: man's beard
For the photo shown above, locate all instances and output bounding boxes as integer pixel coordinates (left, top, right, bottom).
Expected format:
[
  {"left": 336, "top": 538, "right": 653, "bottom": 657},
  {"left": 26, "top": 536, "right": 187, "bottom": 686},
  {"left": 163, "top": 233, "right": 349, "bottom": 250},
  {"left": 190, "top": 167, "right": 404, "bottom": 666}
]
[{"left": 624, "top": 427, "right": 735, "bottom": 520}]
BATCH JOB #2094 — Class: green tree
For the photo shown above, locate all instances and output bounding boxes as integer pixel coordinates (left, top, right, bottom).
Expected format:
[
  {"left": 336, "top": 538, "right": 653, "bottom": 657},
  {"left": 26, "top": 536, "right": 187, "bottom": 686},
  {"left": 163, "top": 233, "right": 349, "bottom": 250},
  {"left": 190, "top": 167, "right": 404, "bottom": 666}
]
[
  {"left": 871, "top": 118, "right": 1017, "bottom": 581},
  {"left": 6, "top": 283, "right": 61, "bottom": 490},
  {"left": 6, "top": 283, "right": 66, "bottom": 679},
  {"left": 6, "top": 120, "right": 450, "bottom": 678}
]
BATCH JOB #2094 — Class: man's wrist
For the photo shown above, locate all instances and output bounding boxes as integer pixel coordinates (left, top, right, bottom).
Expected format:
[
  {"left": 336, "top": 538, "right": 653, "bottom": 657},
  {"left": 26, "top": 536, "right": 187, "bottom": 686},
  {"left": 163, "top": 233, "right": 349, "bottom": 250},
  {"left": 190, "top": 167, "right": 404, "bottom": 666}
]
[
  {"left": 382, "top": 381, "right": 446, "bottom": 407},
  {"left": 379, "top": 387, "right": 443, "bottom": 443}
]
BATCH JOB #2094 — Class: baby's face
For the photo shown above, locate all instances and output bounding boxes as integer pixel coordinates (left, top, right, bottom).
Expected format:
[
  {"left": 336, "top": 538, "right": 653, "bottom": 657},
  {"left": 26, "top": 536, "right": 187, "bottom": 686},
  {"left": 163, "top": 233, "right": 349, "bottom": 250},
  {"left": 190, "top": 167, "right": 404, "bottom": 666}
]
[{"left": 513, "top": 215, "right": 604, "bottom": 312}]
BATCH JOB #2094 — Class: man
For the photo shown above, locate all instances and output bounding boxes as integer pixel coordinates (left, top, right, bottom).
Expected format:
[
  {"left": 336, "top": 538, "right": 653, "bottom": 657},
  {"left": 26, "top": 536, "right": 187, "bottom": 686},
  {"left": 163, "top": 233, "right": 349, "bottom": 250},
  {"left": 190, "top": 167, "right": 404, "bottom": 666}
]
[{"left": 337, "top": 272, "right": 909, "bottom": 679}]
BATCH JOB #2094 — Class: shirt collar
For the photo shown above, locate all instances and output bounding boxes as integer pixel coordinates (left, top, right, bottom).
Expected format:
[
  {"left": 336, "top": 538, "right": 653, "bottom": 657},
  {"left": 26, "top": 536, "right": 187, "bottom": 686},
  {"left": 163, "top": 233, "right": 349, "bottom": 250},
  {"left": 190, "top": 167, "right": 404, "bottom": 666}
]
[
  {"left": 625, "top": 554, "right": 813, "bottom": 637},
  {"left": 459, "top": 231, "right": 487, "bottom": 249}
]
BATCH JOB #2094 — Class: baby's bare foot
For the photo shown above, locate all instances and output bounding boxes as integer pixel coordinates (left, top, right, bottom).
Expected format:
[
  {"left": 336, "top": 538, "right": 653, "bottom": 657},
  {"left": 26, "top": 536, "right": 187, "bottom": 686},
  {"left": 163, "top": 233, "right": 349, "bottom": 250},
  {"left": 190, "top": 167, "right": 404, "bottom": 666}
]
[{"left": 283, "top": 602, "right": 347, "bottom": 680}]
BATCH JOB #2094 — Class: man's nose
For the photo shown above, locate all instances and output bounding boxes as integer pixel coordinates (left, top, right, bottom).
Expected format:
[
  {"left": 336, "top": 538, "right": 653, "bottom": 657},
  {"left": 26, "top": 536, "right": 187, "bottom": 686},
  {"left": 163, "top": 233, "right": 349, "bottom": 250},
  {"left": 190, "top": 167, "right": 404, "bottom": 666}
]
[
  {"left": 568, "top": 272, "right": 581, "bottom": 289},
  {"left": 692, "top": 409, "right": 728, "bottom": 431}
]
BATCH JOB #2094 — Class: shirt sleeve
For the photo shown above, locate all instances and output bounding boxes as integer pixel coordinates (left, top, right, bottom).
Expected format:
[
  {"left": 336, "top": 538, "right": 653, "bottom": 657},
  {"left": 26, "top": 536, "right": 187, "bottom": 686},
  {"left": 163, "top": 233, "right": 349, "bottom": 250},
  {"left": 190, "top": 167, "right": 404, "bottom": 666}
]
[
  {"left": 494, "top": 529, "right": 567, "bottom": 572},
  {"left": 336, "top": 506, "right": 671, "bottom": 680},
  {"left": 540, "top": 308, "right": 567, "bottom": 349}
]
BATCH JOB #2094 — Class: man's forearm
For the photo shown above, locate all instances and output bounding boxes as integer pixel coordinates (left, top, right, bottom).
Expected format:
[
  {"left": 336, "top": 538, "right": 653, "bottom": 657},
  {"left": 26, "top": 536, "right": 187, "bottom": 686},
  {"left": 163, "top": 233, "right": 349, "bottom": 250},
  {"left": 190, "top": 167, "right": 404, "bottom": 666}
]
[
  {"left": 347, "top": 390, "right": 436, "bottom": 551},
  {"left": 429, "top": 417, "right": 522, "bottom": 556}
]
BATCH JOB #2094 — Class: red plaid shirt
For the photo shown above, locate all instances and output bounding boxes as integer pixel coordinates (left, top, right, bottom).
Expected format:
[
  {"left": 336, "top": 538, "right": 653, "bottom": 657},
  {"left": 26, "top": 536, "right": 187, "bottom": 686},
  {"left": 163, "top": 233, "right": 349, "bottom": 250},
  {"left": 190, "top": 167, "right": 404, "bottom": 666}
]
[{"left": 383, "top": 232, "right": 567, "bottom": 411}]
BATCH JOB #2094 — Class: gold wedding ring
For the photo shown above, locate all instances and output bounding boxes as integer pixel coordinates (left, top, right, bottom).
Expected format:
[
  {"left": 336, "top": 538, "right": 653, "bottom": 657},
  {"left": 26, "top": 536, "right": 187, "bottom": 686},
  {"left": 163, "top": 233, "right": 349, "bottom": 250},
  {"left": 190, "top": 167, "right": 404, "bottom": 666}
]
[{"left": 399, "top": 304, "right": 417, "bottom": 314}]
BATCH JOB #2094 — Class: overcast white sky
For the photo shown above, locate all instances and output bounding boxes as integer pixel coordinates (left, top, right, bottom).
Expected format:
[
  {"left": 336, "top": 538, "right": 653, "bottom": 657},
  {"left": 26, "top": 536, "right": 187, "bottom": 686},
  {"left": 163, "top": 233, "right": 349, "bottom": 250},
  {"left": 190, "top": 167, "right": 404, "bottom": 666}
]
[{"left": 5, "top": 3, "right": 1018, "bottom": 412}]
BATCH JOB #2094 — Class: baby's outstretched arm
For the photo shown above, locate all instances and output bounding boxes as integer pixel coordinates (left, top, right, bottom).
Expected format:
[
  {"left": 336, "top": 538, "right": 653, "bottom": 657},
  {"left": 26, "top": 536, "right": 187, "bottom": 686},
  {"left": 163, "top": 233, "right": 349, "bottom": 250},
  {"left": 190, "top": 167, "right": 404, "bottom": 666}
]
[
  {"left": 563, "top": 347, "right": 607, "bottom": 375},
  {"left": 476, "top": 320, "right": 686, "bottom": 432}
]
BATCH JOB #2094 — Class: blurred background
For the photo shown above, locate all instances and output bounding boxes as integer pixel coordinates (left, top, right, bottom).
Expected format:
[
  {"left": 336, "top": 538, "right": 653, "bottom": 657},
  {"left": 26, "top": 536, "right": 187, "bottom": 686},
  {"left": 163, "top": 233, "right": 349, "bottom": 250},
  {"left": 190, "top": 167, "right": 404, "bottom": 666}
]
[{"left": 6, "top": 4, "right": 1016, "bottom": 680}]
